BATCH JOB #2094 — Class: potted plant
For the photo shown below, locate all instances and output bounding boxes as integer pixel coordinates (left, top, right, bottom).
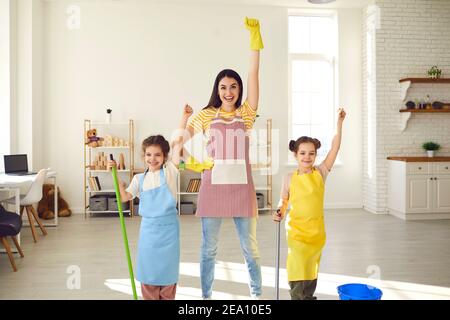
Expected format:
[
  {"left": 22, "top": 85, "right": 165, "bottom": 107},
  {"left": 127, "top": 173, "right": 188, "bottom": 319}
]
[
  {"left": 427, "top": 66, "right": 442, "bottom": 79},
  {"left": 422, "top": 141, "right": 440, "bottom": 157}
]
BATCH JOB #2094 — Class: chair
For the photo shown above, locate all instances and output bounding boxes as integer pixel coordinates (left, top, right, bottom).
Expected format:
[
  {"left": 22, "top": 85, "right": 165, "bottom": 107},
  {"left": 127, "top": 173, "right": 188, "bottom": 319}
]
[
  {"left": 6, "top": 169, "right": 48, "bottom": 242},
  {"left": 0, "top": 204, "right": 24, "bottom": 272}
]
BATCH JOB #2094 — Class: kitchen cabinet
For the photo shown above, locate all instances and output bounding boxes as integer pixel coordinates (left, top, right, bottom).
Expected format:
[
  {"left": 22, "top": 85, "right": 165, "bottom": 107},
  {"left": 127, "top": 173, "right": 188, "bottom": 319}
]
[{"left": 387, "top": 157, "right": 450, "bottom": 220}]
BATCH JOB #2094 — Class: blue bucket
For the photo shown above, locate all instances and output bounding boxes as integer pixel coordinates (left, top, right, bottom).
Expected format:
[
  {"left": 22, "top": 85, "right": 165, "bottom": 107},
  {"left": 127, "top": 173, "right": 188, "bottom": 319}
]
[{"left": 337, "top": 283, "right": 383, "bottom": 300}]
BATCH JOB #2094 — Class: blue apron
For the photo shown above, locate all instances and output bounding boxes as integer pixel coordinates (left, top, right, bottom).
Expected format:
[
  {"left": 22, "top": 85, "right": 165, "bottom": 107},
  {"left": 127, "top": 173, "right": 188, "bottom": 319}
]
[{"left": 136, "top": 168, "right": 180, "bottom": 286}]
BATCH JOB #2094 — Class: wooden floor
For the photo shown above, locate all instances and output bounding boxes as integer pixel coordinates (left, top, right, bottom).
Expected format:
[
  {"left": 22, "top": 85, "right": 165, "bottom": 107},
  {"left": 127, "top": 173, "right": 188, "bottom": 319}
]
[{"left": 1, "top": 209, "right": 450, "bottom": 300}]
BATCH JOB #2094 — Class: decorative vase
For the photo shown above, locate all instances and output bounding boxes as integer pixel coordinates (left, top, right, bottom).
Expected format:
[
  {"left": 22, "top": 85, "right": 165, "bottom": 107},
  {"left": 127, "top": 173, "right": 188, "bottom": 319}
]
[
  {"left": 106, "top": 113, "right": 111, "bottom": 124},
  {"left": 426, "top": 150, "right": 434, "bottom": 158}
]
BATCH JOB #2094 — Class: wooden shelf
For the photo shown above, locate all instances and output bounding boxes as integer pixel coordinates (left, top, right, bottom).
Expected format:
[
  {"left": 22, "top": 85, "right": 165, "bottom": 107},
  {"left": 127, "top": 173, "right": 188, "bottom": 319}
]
[
  {"left": 399, "top": 109, "right": 450, "bottom": 113},
  {"left": 89, "top": 170, "right": 130, "bottom": 173},
  {"left": 86, "top": 189, "right": 115, "bottom": 193},
  {"left": 399, "top": 78, "right": 450, "bottom": 83},
  {"left": 399, "top": 77, "right": 450, "bottom": 131},
  {"left": 89, "top": 122, "right": 131, "bottom": 126},
  {"left": 255, "top": 186, "right": 272, "bottom": 191},
  {"left": 88, "top": 210, "right": 131, "bottom": 213},
  {"left": 88, "top": 146, "right": 130, "bottom": 149}
]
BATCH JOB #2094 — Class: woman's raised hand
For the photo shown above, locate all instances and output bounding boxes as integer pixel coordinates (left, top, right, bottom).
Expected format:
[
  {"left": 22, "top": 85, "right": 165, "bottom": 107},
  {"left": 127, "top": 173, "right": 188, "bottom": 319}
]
[{"left": 245, "top": 17, "right": 264, "bottom": 50}]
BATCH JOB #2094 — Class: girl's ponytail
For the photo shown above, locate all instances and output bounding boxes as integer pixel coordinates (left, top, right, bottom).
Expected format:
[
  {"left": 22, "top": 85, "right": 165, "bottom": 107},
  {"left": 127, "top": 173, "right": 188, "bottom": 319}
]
[
  {"left": 289, "top": 140, "right": 297, "bottom": 152},
  {"left": 313, "top": 138, "right": 321, "bottom": 150}
]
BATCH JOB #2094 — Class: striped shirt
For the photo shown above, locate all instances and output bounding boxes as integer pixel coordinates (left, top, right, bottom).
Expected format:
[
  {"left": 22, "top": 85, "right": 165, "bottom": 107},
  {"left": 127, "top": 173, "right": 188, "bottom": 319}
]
[{"left": 188, "top": 100, "right": 257, "bottom": 135}]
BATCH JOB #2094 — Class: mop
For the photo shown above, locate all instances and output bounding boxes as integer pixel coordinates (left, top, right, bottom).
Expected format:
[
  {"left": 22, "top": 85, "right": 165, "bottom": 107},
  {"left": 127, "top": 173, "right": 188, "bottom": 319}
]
[
  {"left": 275, "top": 215, "right": 281, "bottom": 300},
  {"left": 110, "top": 154, "right": 138, "bottom": 300},
  {"left": 275, "top": 200, "right": 288, "bottom": 300}
]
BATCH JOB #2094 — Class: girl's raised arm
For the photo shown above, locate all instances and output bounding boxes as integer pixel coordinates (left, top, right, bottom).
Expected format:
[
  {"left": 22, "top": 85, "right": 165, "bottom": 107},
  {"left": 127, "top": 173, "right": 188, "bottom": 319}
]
[
  {"left": 171, "top": 104, "right": 193, "bottom": 167},
  {"left": 323, "top": 108, "right": 346, "bottom": 171}
]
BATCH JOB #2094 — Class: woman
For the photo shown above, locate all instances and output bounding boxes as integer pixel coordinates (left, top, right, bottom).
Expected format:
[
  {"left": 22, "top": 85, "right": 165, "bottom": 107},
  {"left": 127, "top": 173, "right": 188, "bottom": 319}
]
[{"left": 184, "top": 17, "right": 264, "bottom": 299}]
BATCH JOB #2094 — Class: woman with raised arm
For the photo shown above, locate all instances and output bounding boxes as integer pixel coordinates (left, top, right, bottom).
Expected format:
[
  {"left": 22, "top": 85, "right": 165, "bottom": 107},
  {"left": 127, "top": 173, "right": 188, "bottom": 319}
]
[{"left": 183, "top": 17, "right": 264, "bottom": 300}]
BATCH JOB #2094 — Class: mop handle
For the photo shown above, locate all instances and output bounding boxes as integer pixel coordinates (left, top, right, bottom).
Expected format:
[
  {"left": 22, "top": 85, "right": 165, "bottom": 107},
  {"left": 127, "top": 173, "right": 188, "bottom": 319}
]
[
  {"left": 110, "top": 154, "right": 138, "bottom": 300},
  {"left": 275, "top": 216, "right": 280, "bottom": 300},
  {"left": 274, "top": 200, "right": 288, "bottom": 300}
]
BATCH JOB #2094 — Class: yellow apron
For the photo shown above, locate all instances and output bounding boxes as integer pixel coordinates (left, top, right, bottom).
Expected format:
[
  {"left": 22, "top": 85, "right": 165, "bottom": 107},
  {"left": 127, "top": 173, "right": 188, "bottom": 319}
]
[{"left": 286, "top": 168, "right": 326, "bottom": 281}]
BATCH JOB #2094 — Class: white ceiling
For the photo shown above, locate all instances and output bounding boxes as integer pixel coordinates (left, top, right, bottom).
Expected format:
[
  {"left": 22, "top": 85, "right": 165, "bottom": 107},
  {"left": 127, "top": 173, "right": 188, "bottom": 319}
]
[
  {"left": 187, "top": 0, "right": 374, "bottom": 8},
  {"left": 44, "top": 0, "right": 374, "bottom": 9}
]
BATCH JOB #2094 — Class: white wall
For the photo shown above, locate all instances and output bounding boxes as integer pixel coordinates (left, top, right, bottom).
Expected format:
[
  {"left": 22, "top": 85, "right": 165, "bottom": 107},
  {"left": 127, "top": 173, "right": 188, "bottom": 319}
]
[
  {"left": 9, "top": 0, "right": 44, "bottom": 171},
  {"left": 38, "top": 1, "right": 363, "bottom": 212},
  {"left": 15, "top": 0, "right": 33, "bottom": 160},
  {"left": 334, "top": 8, "right": 363, "bottom": 208},
  {"left": 32, "top": 0, "right": 44, "bottom": 171},
  {"left": 363, "top": 0, "right": 450, "bottom": 213}
]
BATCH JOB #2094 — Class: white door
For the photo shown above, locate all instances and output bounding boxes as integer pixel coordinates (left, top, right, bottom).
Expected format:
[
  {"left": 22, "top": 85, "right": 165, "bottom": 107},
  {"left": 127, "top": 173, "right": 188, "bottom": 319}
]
[
  {"left": 406, "top": 176, "right": 433, "bottom": 213},
  {"left": 434, "top": 175, "right": 450, "bottom": 213}
]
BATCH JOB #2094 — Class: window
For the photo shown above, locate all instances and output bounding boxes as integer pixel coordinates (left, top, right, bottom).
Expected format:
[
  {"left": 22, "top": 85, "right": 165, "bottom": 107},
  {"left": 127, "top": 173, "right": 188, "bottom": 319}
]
[{"left": 288, "top": 12, "right": 338, "bottom": 162}]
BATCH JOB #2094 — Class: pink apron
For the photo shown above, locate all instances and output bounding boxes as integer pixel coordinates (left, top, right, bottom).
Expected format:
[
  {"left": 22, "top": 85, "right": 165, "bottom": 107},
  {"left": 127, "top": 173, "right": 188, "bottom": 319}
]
[{"left": 196, "top": 109, "right": 257, "bottom": 217}]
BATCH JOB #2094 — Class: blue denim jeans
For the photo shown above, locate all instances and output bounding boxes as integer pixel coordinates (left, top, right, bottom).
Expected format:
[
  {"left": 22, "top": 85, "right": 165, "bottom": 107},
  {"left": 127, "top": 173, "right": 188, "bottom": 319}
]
[{"left": 200, "top": 217, "right": 262, "bottom": 299}]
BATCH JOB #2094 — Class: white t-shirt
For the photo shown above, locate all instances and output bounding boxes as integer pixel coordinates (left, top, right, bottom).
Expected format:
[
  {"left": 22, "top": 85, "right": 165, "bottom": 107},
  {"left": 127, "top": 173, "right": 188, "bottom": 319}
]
[{"left": 126, "top": 162, "right": 178, "bottom": 200}]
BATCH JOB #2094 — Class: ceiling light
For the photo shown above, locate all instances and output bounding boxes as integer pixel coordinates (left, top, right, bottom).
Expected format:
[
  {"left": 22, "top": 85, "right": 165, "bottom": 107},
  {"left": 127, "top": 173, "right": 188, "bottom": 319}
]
[{"left": 308, "top": 0, "right": 336, "bottom": 4}]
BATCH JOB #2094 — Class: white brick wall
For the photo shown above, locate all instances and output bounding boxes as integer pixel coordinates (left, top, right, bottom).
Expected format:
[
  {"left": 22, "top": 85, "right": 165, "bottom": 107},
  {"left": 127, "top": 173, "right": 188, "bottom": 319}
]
[
  {"left": 363, "top": 0, "right": 450, "bottom": 213},
  {"left": 362, "top": 5, "right": 379, "bottom": 213}
]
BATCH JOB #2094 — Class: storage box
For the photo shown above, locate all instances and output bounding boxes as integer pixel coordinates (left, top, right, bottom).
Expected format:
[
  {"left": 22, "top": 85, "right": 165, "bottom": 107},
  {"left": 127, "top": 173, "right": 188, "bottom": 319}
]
[
  {"left": 256, "top": 193, "right": 264, "bottom": 209},
  {"left": 180, "top": 201, "right": 195, "bottom": 215},
  {"left": 89, "top": 195, "right": 108, "bottom": 211},
  {"left": 108, "top": 196, "right": 130, "bottom": 211},
  {"left": 133, "top": 198, "right": 140, "bottom": 216}
]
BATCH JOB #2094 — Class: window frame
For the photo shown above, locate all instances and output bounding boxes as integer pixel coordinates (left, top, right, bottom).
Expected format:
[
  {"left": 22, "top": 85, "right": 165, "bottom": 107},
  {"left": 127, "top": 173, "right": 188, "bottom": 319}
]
[{"left": 287, "top": 10, "right": 339, "bottom": 165}]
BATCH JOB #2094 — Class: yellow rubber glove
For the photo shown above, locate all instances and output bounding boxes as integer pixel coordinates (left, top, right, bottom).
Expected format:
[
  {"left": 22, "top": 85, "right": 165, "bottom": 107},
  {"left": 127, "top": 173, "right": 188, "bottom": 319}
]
[
  {"left": 185, "top": 155, "right": 214, "bottom": 173},
  {"left": 245, "top": 17, "right": 264, "bottom": 50}
]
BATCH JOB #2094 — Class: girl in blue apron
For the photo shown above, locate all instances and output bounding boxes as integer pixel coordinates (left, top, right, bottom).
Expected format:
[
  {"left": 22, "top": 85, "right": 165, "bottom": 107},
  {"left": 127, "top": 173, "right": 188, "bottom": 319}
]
[{"left": 108, "top": 106, "right": 193, "bottom": 299}]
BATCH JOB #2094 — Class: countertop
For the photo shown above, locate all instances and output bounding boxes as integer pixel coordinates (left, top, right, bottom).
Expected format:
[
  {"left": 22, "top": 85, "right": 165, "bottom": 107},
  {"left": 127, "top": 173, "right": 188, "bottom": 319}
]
[{"left": 387, "top": 156, "right": 450, "bottom": 162}]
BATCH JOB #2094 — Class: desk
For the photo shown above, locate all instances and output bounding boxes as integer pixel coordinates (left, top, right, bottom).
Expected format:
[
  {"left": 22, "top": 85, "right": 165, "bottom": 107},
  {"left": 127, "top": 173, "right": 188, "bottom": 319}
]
[{"left": 0, "top": 171, "right": 58, "bottom": 227}]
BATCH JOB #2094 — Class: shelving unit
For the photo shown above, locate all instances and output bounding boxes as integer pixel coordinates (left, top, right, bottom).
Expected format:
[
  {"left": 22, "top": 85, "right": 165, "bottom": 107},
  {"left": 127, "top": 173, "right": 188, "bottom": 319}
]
[
  {"left": 398, "top": 77, "right": 450, "bottom": 131},
  {"left": 177, "top": 170, "right": 200, "bottom": 215},
  {"left": 130, "top": 168, "right": 144, "bottom": 216},
  {"left": 251, "top": 119, "right": 273, "bottom": 213},
  {"left": 176, "top": 118, "right": 273, "bottom": 215},
  {"left": 83, "top": 119, "right": 134, "bottom": 218}
]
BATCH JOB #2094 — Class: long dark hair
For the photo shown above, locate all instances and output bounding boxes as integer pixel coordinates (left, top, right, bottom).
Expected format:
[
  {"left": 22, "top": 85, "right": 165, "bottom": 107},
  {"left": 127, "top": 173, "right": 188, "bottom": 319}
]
[
  {"left": 141, "top": 135, "right": 170, "bottom": 162},
  {"left": 289, "top": 136, "right": 321, "bottom": 154},
  {"left": 203, "top": 69, "right": 243, "bottom": 110}
]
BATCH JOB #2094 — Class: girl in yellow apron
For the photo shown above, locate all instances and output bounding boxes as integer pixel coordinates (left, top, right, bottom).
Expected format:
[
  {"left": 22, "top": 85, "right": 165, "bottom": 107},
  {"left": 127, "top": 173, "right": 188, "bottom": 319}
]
[{"left": 274, "top": 108, "right": 346, "bottom": 300}]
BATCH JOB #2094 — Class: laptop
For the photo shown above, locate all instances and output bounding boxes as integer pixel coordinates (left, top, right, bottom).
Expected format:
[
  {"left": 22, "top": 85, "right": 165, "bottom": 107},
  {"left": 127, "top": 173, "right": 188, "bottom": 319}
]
[{"left": 4, "top": 154, "right": 37, "bottom": 176}]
